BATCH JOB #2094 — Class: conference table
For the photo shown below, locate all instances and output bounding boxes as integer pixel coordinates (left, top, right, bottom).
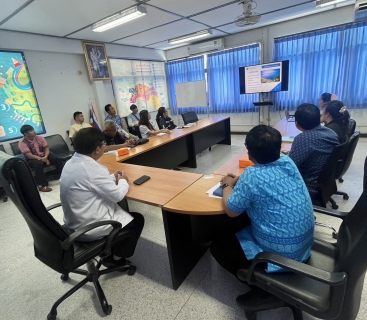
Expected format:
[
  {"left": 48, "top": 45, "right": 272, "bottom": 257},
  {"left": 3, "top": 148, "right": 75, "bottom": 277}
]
[
  {"left": 98, "top": 117, "right": 299, "bottom": 290},
  {"left": 115, "top": 116, "right": 231, "bottom": 169}
]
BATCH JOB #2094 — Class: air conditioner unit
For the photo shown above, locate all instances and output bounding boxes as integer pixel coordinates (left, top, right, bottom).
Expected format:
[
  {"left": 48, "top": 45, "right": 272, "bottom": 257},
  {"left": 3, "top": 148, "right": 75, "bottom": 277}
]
[
  {"left": 355, "top": 0, "right": 367, "bottom": 22},
  {"left": 187, "top": 39, "right": 224, "bottom": 55}
]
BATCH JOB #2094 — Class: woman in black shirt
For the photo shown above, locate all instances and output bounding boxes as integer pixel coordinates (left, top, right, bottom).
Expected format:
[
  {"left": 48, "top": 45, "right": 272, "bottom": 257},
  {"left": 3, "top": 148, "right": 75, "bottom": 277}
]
[
  {"left": 320, "top": 100, "right": 351, "bottom": 143},
  {"left": 156, "top": 107, "right": 177, "bottom": 130}
]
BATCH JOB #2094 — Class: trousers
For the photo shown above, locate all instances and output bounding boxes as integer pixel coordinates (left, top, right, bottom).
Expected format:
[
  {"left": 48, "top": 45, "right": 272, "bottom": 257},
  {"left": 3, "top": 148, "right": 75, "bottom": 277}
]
[{"left": 27, "top": 153, "right": 64, "bottom": 186}]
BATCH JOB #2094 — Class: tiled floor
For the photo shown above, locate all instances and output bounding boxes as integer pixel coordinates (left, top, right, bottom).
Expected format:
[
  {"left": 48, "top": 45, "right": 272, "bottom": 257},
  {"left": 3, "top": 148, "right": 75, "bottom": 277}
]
[{"left": 1, "top": 135, "right": 366, "bottom": 320}]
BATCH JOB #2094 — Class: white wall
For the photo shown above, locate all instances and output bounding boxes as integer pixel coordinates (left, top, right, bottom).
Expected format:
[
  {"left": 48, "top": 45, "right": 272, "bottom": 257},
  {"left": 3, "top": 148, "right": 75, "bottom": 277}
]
[
  {"left": 165, "top": 4, "right": 367, "bottom": 133},
  {"left": 0, "top": 30, "right": 165, "bottom": 153}
]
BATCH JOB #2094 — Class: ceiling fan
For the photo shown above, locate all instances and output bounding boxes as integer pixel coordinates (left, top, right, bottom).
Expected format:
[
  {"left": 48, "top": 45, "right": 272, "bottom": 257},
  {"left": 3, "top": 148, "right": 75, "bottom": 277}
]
[{"left": 234, "top": 0, "right": 261, "bottom": 27}]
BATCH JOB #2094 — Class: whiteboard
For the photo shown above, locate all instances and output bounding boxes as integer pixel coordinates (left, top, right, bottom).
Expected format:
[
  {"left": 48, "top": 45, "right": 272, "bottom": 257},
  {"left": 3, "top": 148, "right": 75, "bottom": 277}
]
[{"left": 175, "top": 80, "right": 207, "bottom": 108}]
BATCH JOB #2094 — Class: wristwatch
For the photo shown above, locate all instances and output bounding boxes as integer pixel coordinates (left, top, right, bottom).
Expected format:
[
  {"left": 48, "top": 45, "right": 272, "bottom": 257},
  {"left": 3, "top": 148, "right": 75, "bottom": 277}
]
[{"left": 221, "top": 183, "right": 234, "bottom": 190}]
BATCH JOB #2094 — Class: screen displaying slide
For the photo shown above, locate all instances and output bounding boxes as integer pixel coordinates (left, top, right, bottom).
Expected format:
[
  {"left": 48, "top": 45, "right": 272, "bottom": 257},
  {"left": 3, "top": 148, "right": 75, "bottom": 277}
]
[
  {"left": 239, "top": 60, "right": 289, "bottom": 94},
  {"left": 0, "top": 51, "right": 45, "bottom": 142}
]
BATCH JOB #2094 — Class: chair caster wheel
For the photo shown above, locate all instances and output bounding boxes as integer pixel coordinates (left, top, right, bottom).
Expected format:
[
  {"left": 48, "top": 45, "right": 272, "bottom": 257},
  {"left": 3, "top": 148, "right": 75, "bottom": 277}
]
[
  {"left": 60, "top": 274, "right": 69, "bottom": 281},
  {"left": 245, "top": 311, "right": 257, "bottom": 320},
  {"left": 128, "top": 267, "right": 136, "bottom": 276},
  {"left": 338, "top": 178, "right": 344, "bottom": 183},
  {"left": 332, "top": 204, "right": 339, "bottom": 210},
  {"left": 343, "top": 195, "right": 349, "bottom": 200},
  {"left": 47, "top": 313, "right": 57, "bottom": 320},
  {"left": 104, "top": 305, "right": 112, "bottom": 315},
  {"left": 332, "top": 232, "right": 338, "bottom": 239}
]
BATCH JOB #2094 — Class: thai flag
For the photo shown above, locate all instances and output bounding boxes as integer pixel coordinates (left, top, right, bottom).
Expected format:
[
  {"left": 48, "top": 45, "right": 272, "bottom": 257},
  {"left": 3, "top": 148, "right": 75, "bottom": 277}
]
[{"left": 89, "top": 103, "right": 101, "bottom": 131}]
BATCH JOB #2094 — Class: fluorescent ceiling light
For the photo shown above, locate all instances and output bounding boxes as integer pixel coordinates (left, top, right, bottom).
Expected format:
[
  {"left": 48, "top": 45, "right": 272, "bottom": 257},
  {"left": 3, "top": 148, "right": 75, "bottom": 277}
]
[
  {"left": 168, "top": 30, "right": 213, "bottom": 44},
  {"left": 92, "top": 6, "right": 147, "bottom": 32},
  {"left": 316, "top": 0, "right": 347, "bottom": 7}
]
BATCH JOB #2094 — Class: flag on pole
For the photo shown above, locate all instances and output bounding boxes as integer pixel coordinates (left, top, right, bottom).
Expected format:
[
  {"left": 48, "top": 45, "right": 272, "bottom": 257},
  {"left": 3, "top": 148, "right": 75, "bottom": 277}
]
[{"left": 89, "top": 102, "right": 101, "bottom": 131}]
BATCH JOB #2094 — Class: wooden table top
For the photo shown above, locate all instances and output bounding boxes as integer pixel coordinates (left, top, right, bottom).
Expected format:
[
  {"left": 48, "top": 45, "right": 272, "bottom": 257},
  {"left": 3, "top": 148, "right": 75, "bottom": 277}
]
[
  {"left": 98, "top": 155, "right": 203, "bottom": 207},
  {"left": 115, "top": 116, "right": 229, "bottom": 162},
  {"left": 213, "top": 118, "right": 301, "bottom": 177},
  {"left": 163, "top": 175, "right": 225, "bottom": 215}
]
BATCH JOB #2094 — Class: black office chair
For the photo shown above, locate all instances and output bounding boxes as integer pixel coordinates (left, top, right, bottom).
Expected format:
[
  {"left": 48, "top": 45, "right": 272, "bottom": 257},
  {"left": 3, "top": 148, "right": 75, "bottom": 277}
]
[
  {"left": 0, "top": 152, "right": 136, "bottom": 320},
  {"left": 306, "top": 139, "right": 349, "bottom": 210},
  {"left": 181, "top": 111, "right": 198, "bottom": 125},
  {"left": 237, "top": 156, "right": 367, "bottom": 320},
  {"left": 333, "top": 131, "right": 360, "bottom": 198},
  {"left": 10, "top": 141, "right": 21, "bottom": 155},
  {"left": 44, "top": 134, "right": 74, "bottom": 162},
  {"left": 0, "top": 146, "right": 7, "bottom": 202},
  {"left": 134, "top": 126, "right": 142, "bottom": 139},
  {"left": 347, "top": 119, "right": 356, "bottom": 137}
]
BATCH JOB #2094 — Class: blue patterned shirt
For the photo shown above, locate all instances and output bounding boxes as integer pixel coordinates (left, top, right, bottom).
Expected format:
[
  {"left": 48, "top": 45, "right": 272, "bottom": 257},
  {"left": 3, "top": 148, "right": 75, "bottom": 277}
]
[
  {"left": 227, "top": 155, "right": 314, "bottom": 272},
  {"left": 289, "top": 125, "right": 339, "bottom": 194}
]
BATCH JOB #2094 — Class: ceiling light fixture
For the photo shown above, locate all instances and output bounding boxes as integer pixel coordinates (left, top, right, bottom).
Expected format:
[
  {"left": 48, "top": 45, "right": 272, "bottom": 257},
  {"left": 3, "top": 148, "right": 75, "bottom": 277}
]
[
  {"left": 168, "top": 30, "right": 213, "bottom": 45},
  {"left": 316, "top": 0, "right": 347, "bottom": 8},
  {"left": 92, "top": 6, "right": 147, "bottom": 32}
]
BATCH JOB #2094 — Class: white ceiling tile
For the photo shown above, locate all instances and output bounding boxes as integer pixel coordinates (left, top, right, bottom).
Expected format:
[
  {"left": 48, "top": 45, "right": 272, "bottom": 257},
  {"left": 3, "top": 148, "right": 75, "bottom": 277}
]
[
  {"left": 0, "top": 0, "right": 29, "bottom": 22},
  {"left": 149, "top": 0, "right": 234, "bottom": 17},
  {"left": 191, "top": 0, "right": 310, "bottom": 27},
  {"left": 217, "top": 2, "right": 319, "bottom": 33},
  {"left": 68, "top": 6, "right": 179, "bottom": 43},
  {"left": 1, "top": 0, "right": 138, "bottom": 36},
  {"left": 114, "top": 19, "right": 207, "bottom": 47}
]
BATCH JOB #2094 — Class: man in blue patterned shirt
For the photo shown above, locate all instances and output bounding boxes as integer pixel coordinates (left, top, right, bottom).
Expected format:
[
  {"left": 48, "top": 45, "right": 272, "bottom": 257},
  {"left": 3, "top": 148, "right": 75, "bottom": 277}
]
[
  {"left": 210, "top": 125, "right": 314, "bottom": 299},
  {"left": 288, "top": 104, "right": 339, "bottom": 197},
  {"left": 104, "top": 104, "right": 137, "bottom": 140}
]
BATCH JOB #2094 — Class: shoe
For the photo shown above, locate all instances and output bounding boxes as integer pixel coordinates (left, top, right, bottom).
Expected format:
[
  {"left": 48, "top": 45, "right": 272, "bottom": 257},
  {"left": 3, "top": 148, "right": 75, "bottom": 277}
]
[
  {"left": 102, "top": 255, "right": 127, "bottom": 268},
  {"left": 39, "top": 186, "right": 52, "bottom": 192}
]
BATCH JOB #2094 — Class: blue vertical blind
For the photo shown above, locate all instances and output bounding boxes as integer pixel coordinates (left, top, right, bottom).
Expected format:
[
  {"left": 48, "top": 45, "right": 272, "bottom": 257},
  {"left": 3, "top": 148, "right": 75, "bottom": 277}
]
[
  {"left": 207, "top": 44, "right": 260, "bottom": 113},
  {"left": 274, "top": 22, "right": 367, "bottom": 111},
  {"left": 165, "top": 56, "right": 206, "bottom": 114}
]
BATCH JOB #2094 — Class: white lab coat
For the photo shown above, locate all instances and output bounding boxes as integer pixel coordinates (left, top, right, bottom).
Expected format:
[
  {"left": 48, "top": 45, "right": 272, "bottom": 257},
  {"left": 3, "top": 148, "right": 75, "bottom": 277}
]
[{"left": 60, "top": 153, "right": 133, "bottom": 241}]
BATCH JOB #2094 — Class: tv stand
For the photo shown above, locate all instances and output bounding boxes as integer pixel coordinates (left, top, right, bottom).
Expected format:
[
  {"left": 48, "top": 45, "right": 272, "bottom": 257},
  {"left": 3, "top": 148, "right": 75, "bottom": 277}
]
[{"left": 253, "top": 101, "right": 273, "bottom": 126}]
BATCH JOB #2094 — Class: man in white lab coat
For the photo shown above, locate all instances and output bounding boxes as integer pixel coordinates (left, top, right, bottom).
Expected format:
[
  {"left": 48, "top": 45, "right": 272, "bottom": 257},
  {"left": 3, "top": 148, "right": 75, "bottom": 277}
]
[{"left": 60, "top": 127, "right": 144, "bottom": 267}]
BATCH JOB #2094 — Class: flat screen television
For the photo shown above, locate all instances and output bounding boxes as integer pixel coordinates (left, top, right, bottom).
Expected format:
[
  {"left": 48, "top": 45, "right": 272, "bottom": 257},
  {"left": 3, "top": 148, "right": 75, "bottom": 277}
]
[{"left": 239, "top": 60, "right": 289, "bottom": 94}]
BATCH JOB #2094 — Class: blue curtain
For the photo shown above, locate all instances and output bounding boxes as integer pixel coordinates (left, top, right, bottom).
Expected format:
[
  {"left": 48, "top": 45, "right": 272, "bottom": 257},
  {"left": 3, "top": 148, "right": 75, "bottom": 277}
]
[
  {"left": 274, "top": 22, "right": 367, "bottom": 111},
  {"left": 165, "top": 56, "right": 206, "bottom": 114},
  {"left": 207, "top": 44, "right": 260, "bottom": 113}
]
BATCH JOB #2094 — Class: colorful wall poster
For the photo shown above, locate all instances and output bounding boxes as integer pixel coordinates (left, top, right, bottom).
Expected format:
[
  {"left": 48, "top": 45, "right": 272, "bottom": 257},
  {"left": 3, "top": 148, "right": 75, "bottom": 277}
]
[
  {"left": 0, "top": 51, "right": 45, "bottom": 142},
  {"left": 110, "top": 59, "right": 169, "bottom": 117}
]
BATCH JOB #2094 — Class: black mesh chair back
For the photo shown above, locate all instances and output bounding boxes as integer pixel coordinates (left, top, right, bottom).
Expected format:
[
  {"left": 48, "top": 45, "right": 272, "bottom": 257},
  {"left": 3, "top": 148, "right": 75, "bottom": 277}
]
[
  {"left": 0, "top": 152, "right": 72, "bottom": 273},
  {"left": 310, "top": 139, "right": 349, "bottom": 206},
  {"left": 45, "top": 134, "right": 73, "bottom": 161},
  {"left": 335, "top": 131, "right": 360, "bottom": 180},
  {"left": 134, "top": 126, "right": 142, "bottom": 139},
  {"left": 332, "top": 156, "right": 367, "bottom": 319},
  {"left": 181, "top": 111, "right": 198, "bottom": 125},
  {"left": 10, "top": 141, "right": 21, "bottom": 155},
  {"left": 0, "top": 145, "right": 5, "bottom": 153},
  {"left": 348, "top": 119, "right": 356, "bottom": 137},
  {"left": 156, "top": 118, "right": 163, "bottom": 129}
]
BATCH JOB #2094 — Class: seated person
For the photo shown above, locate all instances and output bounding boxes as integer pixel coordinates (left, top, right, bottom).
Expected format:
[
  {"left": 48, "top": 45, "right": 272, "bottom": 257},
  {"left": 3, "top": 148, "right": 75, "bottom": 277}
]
[
  {"left": 103, "top": 120, "right": 135, "bottom": 151},
  {"left": 19, "top": 125, "right": 64, "bottom": 192},
  {"left": 139, "top": 110, "right": 170, "bottom": 139},
  {"left": 318, "top": 92, "right": 338, "bottom": 111},
  {"left": 105, "top": 104, "right": 136, "bottom": 140},
  {"left": 127, "top": 104, "right": 140, "bottom": 133},
  {"left": 60, "top": 127, "right": 144, "bottom": 267},
  {"left": 287, "top": 103, "right": 339, "bottom": 198},
  {"left": 156, "top": 107, "right": 177, "bottom": 130},
  {"left": 69, "top": 111, "right": 91, "bottom": 140},
  {"left": 320, "top": 100, "right": 350, "bottom": 143},
  {"left": 210, "top": 125, "right": 314, "bottom": 300}
]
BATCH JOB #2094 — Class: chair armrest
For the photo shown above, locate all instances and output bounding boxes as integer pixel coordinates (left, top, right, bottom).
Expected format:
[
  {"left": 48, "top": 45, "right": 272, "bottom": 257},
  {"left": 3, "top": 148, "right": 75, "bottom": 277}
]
[
  {"left": 62, "top": 220, "right": 122, "bottom": 256},
  {"left": 47, "top": 203, "right": 62, "bottom": 211},
  {"left": 247, "top": 252, "right": 347, "bottom": 286},
  {"left": 313, "top": 205, "right": 348, "bottom": 219},
  {"left": 305, "top": 182, "right": 321, "bottom": 188}
]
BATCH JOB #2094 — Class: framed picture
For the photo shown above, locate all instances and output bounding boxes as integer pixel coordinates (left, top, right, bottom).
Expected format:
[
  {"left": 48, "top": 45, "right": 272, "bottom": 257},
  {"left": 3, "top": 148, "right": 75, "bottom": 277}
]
[{"left": 82, "top": 42, "right": 111, "bottom": 81}]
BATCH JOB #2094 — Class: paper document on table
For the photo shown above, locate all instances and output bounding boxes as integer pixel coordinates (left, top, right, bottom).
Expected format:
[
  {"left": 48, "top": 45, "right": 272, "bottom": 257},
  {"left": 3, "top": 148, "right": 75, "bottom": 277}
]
[
  {"left": 183, "top": 123, "right": 194, "bottom": 128},
  {"left": 282, "top": 136, "right": 294, "bottom": 143},
  {"left": 206, "top": 182, "right": 222, "bottom": 199},
  {"left": 157, "top": 133, "right": 168, "bottom": 136}
]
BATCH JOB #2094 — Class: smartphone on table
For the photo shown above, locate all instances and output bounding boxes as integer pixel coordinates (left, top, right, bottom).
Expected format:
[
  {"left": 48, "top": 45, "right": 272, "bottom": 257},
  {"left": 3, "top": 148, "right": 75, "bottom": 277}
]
[{"left": 133, "top": 175, "right": 151, "bottom": 185}]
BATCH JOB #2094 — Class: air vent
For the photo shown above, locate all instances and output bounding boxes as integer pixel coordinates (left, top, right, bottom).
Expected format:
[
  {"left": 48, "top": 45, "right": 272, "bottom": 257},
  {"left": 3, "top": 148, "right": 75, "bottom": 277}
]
[
  {"left": 316, "top": 0, "right": 347, "bottom": 7},
  {"left": 187, "top": 39, "right": 224, "bottom": 56},
  {"left": 355, "top": 0, "right": 367, "bottom": 22}
]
